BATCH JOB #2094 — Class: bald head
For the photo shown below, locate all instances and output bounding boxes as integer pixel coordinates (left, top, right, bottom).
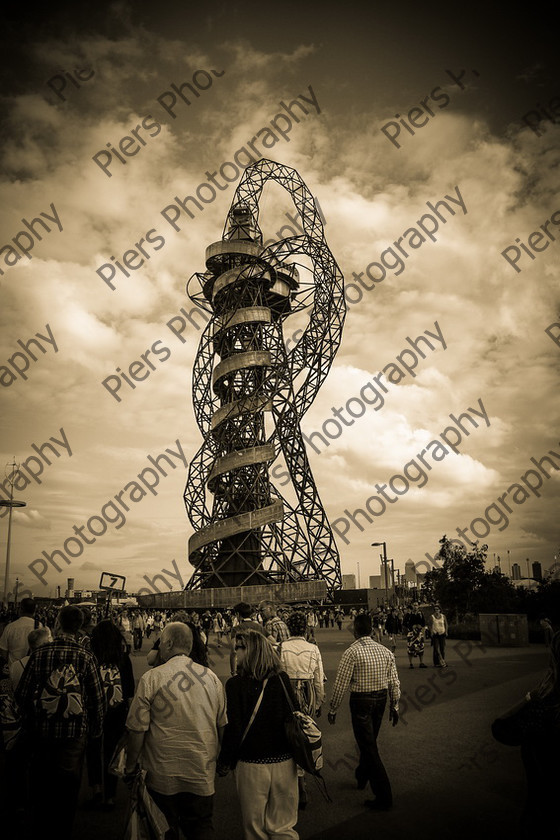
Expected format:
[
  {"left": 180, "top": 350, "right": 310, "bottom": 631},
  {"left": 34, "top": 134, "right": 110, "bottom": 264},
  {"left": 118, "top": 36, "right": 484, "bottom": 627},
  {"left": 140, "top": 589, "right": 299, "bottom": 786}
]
[{"left": 160, "top": 621, "right": 193, "bottom": 662}]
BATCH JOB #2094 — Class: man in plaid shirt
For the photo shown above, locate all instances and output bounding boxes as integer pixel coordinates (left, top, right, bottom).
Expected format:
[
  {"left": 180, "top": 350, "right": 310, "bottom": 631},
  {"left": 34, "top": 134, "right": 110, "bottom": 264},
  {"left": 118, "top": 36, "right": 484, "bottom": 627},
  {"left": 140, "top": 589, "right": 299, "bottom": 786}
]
[
  {"left": 16, "top": 605, "right": 105, "bottom": 839},
  {"left": 328, "top": 613, "right": 400, "bottom": 811},
  {"left": 259, "top": 600, "right": 290, "bottom": 643}
]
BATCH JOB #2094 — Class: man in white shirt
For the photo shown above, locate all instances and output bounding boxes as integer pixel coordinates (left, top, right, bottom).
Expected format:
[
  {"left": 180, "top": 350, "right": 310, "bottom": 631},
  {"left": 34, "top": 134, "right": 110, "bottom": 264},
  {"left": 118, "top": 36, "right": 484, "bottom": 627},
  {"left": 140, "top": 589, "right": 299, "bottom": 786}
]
[
  {"left": 125, "top": 621, "right": 227, "bottom": 838},
  {"left": 9, "top": 626, "right": 52, "bottom": 688},
  {"left": 0, "top": 598, "right": 40, "bottom": 665}
]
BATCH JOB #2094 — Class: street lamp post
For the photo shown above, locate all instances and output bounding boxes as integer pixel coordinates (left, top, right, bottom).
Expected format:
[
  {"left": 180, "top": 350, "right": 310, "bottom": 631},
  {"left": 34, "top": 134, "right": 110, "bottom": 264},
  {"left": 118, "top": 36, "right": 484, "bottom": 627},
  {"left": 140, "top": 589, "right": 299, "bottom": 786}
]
[
  {"left": 372, "top": 541, "right": 389, "bottom": 605},
  {"left": 0, "top": 459, "right": 27, "bottom": 607}
]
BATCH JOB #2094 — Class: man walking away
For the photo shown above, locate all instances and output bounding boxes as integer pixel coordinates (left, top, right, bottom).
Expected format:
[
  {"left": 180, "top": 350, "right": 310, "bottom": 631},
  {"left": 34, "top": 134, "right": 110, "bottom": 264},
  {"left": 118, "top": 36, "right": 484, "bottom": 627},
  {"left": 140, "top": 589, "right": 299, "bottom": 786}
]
[
  {"left": 0, "top": 598, "right": 41, "bottom": 666},
  {"left": 259, "top": 600, "right": 290, "bottom": 644},
  {"left": 328, "top": 614, "right": 400, "bottom": 811},
  {"left": 125, "top": 622, "right": 227, "bottom": 839},
  {"left": 15, "top": 605, "right": 105, "bottom": 840}
]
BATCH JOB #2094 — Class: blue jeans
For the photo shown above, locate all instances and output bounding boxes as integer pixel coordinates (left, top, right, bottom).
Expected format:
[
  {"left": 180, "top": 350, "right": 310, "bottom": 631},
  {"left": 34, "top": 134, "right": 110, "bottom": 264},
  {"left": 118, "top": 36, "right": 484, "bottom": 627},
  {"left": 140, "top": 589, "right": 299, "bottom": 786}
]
[{"left": 349, "top": 690, "right": 392, "bottom": 807}]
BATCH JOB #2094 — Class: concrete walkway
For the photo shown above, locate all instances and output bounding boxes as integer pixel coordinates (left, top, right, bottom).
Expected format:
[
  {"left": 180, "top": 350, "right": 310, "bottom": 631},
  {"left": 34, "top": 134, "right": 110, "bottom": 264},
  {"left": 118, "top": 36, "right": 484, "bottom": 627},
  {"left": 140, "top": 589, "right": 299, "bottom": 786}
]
[{"left": 70, "top": 628, "right": 547, "bottom": 840}]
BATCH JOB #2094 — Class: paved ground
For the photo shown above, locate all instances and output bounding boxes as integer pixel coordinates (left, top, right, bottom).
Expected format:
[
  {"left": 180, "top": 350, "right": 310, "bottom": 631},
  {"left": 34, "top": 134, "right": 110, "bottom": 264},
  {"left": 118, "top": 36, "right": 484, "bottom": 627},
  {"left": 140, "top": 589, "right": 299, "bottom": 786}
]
[{"left": 72, "top": 626, "right": 548, "bottom": 840}]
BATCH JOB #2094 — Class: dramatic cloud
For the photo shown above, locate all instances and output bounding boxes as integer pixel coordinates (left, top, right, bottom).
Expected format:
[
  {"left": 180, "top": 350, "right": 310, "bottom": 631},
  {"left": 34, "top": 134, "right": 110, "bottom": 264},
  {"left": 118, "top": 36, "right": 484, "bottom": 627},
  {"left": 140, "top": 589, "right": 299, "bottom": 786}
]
[{"left": 1, "top": 8, "right": 558, "bottom": 597}]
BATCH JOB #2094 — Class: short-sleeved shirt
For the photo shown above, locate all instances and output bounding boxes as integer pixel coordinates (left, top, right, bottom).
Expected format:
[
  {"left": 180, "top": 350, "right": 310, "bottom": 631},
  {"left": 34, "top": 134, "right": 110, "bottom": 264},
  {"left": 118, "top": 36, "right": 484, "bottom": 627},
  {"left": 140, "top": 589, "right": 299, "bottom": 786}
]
[
  {"left": 126, "top": 655, "right": 227, "bottom": 796},
  {"left": 0, "top": 616, "right": 36, "bottom": 665}
]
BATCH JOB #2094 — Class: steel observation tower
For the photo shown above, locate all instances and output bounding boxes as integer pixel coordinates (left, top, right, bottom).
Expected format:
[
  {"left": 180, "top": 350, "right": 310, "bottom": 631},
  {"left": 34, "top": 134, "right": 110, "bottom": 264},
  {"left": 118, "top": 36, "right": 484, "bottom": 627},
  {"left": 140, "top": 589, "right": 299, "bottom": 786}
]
[{"left": 184, "top": 159, "right": 345, "bottom": 598}]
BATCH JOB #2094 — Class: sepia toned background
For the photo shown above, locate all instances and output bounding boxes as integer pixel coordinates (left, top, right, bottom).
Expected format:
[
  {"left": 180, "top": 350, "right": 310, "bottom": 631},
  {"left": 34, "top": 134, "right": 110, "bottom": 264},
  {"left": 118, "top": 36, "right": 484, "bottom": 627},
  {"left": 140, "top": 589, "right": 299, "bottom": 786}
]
[{"left": 1, "top": 0, "right": 559, "bottom": 600}]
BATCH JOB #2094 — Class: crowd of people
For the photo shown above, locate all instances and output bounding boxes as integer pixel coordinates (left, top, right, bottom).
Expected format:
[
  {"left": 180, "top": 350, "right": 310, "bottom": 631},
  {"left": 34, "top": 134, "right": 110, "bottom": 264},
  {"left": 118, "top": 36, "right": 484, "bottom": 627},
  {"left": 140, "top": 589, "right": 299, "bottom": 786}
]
[{"left": 0, "top": 596, "right": 557, "bottom": 839}]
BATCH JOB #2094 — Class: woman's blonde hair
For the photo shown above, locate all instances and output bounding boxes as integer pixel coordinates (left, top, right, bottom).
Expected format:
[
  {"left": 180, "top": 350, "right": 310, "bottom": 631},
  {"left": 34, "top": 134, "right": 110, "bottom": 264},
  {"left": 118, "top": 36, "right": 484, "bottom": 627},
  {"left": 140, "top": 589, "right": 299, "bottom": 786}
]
[{"left": 235, "top": 629, "right": 283, "bottom": 681}]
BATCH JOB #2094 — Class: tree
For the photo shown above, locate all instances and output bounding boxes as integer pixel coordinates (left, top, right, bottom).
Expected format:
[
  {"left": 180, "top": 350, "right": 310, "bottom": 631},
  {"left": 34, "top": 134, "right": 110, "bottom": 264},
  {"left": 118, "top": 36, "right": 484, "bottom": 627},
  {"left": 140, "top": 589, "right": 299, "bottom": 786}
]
[{"left": 420, "top": 536, "right": 520, "bottom": 621}]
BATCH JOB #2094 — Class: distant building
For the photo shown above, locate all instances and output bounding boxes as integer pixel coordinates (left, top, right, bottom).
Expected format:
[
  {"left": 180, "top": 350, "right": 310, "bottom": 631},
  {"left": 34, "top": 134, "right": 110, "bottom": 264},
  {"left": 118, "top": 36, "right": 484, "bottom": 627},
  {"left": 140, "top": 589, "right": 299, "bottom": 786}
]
[
  {"left": 369, "top": 575, "right": 381, "bottom": 589},
  {"left": 511, "top": 563, "right": 521, "bottom": 580},
  {"left": 342, "top": 574, "right": 356, "bottom": 590},
  {"left": 532, "top": 561, "right": 542, "bottom": 581},
  {"left": 405, "top": 560, "right": 416, "bottom": 583},
  {"left": 379, "top": 564, "right": 393, "bottom": 586}
]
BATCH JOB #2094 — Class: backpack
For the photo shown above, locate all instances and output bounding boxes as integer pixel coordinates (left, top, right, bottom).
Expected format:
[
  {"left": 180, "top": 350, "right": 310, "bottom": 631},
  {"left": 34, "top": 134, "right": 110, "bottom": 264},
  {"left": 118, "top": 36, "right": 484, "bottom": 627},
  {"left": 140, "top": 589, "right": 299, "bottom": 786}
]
[
  {"left": 100, "top": 664, "right": 124, "bottom": 708},
  {"left": 39, "top": 664, "right": 84, "bottom": 719}
]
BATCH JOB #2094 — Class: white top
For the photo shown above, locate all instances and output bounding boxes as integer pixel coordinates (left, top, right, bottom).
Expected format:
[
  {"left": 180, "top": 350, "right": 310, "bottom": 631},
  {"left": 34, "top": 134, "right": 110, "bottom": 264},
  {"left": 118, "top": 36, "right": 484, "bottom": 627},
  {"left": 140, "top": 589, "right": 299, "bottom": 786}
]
[
  {"left": 280, "top": 637, "right": 325, "bottom": 704},
  {"left": 126, "top": 655, "right": 227, "bottom": 796},
  {"left": 0, "top": 616, "right": 36, "bottom": 665},
  {"left": 431, "top": 614, "right": 446, "bottom": 634}
]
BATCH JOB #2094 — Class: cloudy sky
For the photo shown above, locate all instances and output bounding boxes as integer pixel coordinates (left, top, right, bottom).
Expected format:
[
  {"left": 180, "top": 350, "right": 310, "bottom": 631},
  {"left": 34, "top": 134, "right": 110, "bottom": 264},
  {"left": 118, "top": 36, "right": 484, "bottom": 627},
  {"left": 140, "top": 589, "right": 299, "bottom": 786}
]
[{"left": 1, "top": 0, "right": 559, "bottom": 600}]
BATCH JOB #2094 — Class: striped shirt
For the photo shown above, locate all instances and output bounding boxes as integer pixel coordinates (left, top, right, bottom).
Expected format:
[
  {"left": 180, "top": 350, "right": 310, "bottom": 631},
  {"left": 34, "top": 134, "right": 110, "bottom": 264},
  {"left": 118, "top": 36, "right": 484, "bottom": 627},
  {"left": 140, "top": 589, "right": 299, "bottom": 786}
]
[{"left": 329, "top": 636, "right": 400, "bottom": 713}]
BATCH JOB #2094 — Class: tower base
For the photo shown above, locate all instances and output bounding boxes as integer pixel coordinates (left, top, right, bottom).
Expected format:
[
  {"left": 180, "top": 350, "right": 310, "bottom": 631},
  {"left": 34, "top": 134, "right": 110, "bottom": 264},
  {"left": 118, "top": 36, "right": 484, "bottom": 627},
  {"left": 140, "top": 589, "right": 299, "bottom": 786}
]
[{"left": 136, "top": 579, "right": 327, "bottom": 610}]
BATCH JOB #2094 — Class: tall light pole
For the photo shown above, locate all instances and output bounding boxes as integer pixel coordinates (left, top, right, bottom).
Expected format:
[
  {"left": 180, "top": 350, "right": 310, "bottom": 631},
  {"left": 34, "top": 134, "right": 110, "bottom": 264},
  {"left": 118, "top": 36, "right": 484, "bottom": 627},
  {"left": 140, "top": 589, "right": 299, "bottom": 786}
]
[
  {"left": 0, "top": 459, "right": 27, "bottom": 606},
  {"left": 372, "top": 541, "right": 388, "bottom": 605}
]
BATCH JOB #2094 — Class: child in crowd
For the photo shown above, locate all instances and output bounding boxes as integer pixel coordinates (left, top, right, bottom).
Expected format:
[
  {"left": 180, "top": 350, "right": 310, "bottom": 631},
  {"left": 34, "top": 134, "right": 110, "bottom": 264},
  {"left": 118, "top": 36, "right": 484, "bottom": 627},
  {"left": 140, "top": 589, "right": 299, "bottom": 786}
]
[{"left": 407, "top": 624, "right": 427, "bottom": 668}]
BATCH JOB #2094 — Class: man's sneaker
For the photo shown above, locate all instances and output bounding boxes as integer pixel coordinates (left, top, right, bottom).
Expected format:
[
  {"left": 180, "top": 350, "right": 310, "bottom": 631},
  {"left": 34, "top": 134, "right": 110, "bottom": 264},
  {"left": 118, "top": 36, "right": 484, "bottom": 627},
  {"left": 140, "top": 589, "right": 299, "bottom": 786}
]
[{"left": 419, "top": 663, "right": 428, "bottom": 669}]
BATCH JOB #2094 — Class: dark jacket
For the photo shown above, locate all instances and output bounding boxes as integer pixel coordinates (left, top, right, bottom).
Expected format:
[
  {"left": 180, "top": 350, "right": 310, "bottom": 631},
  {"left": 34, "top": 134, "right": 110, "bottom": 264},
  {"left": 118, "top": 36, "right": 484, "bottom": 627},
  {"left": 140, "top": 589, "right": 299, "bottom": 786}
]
[{"left": 219, "top": 671, "right": 299, "bottom": 767}]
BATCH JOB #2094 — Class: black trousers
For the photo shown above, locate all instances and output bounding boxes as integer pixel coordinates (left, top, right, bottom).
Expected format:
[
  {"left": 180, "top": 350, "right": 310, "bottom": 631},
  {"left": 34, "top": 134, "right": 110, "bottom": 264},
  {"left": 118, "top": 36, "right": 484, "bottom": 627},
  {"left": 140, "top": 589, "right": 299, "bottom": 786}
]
[
  {"left": 432, "top": 633, "right": 446, "bottom": 665},
  {"left": 349, "top": 690, "right": 392, "bottom": 807},
  {"left": 31, "top": 734, "right": 87, "bottom": 839},
  {"left": 148, "top": 788, "right": 214, "bottom": 840},
  {"left": 86, "top": 703, "right": 128, "bottom": 798}
]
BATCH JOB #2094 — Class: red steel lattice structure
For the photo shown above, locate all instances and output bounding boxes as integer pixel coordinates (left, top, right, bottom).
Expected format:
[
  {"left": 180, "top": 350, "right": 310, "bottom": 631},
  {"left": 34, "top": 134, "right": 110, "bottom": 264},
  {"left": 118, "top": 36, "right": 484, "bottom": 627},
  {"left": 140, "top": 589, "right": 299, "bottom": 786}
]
[{"left": 184, "top": 159, "right": 345, "bottom": 596}]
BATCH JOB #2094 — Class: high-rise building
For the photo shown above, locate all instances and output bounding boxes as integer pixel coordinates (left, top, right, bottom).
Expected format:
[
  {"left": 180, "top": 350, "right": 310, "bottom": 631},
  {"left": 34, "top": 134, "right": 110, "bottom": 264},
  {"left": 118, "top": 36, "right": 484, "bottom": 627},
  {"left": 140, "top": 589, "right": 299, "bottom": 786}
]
[
  {"left": 342, "top": 574, "right": 356, "bottom": 590},
  {"left": 511, "top": 563, "right": 521, "bottom": 580},
  {"left": 405, "top": 560, "right": 416, "bottom": 583},
  {"left": 369, "top": 575, "right": 381, "bottom": 589},
  {"left": 532, "top": 561, "right": 542, "bottom": 581}
]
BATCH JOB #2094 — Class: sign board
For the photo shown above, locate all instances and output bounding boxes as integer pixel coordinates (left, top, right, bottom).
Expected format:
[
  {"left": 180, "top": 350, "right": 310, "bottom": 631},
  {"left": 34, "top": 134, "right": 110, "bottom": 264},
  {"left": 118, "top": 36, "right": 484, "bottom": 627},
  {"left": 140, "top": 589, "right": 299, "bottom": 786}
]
[{"left": 99, "top": 572, "right": 126, "bottom": 592}]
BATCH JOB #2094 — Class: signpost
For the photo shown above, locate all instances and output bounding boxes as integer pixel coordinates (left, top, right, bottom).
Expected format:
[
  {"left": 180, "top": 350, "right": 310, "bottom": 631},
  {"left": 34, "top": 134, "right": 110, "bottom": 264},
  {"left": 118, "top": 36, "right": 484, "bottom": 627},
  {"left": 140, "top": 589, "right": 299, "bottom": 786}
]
[{"left": 99, "top": 572, "right": 126, "bottom": 616}]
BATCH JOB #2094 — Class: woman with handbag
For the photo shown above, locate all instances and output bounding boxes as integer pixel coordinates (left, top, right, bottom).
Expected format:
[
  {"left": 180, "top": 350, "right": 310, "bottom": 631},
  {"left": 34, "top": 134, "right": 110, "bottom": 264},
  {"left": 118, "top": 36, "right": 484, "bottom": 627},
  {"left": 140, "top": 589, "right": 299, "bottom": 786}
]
[{"left": 217, "top": 629, "right": 300, "bottom": 840}]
